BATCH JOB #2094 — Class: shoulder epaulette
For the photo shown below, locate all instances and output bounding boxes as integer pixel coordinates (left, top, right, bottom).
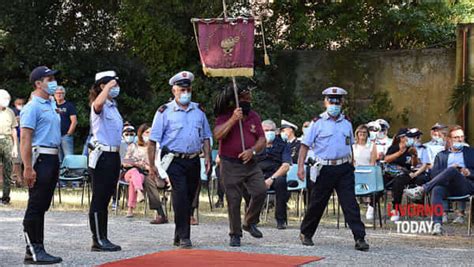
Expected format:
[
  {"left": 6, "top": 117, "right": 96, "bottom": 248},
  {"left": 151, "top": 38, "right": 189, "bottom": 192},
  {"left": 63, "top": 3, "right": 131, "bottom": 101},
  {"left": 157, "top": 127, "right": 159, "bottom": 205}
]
[
  {"left": 158, "top": 105, "right": 168, "bottom": 113},
  {"left": 345, "top": 115, "right": 352, "bottom": 122},
  {"left": 198, "top": 103, "right": 205, "bottom": 112},
  {"left": 312, "top": 116, "right": 320, "bottom": 122}
]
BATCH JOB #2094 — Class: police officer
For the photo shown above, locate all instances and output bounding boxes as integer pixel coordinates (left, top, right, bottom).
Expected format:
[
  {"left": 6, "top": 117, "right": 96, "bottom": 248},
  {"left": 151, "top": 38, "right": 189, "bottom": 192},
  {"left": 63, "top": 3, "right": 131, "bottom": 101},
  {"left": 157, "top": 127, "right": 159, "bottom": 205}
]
[
  {"left": 87, "top": 70, "right": 123, "bottom": 252},
  {"left": 280, "top": 119, "right": 301, "bottom": 164},
  {"left": 297, "top": 86, "right": 369, "bottom": 251},
  {"left": 255, "top": 119, "right": 292, "bottom": 229},
  {"left": 0, "top": 89, "right": 18, "bottom": 205},
  {"left": 20, "top": 66, "right": 62, "bottom": 264},
  {"left": 148, "top": 71, "right": 211, "bottom": 249}
]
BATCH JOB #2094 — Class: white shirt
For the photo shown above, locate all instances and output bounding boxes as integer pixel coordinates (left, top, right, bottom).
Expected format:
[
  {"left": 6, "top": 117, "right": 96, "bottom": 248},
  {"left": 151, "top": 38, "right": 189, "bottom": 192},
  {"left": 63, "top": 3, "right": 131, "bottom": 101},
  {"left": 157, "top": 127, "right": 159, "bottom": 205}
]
[{"left": 353, "top": 143, "right": 374, "bottom": 166}]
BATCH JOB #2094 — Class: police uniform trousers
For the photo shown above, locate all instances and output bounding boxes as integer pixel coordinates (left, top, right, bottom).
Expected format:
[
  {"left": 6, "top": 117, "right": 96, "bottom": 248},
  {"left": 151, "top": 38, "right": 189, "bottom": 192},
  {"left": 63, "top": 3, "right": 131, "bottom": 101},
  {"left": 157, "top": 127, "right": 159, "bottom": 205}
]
[
  {"left": 301, "top": 162, "right": 366, "bottom": 240},
  {"left": 166, "top": 156, "right": 200, "bottom": 240},
  {"left": 220, "top": 158, "right": 267, "bottom": 236},
  {"left": 23, "top": 154, "right": 59, "bottom": 245},
  {"left": 0, "top": 137, "right": 13, "bottom": 202}
]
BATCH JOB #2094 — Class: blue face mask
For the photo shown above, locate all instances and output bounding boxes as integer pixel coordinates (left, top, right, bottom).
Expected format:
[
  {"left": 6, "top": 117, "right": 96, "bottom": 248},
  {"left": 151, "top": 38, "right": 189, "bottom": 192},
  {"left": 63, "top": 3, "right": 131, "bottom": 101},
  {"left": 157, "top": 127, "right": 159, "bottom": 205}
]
[
  {"left": 45, "top": 81, "right": 58, "bottom": 95},
  {"left": 109, "top": 86, "right": 120, "bottom": 98},
  {"left": 433, "top": 137, "right": 444, "bottom": 144},
  {"left": 179, "top": 92, "right": 192, "bottom": 105},
  {"left": 369, "top": 131, "right": 377, "bottom": 141},
  {"left": 280, "top": 132, "right": 288, "bottom": 142},
  {"left": 406, "top": 138, "right": 415, "bottom": 147},
  {"left": 327, "top": 105, "right": 341, "bottom": 117},
  {"left": 452, "top": 142, "right": 464, "bottom": 150},
  {"left": 265, "top": 131, "right": 276, "bottom": 143},
  {"left": 124, "top": 135, "right": 134, "bottom": 144}
]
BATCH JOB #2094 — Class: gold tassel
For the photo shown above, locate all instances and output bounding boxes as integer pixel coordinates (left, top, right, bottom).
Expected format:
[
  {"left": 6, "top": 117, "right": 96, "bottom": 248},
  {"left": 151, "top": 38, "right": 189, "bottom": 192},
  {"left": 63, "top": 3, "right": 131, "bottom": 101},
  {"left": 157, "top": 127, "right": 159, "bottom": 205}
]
[
  {"left": 260, "top": 19, "right": 270, "bottom": 66},
  {"left": 264, "top": 53, "right": 270, "bottom": 66}
]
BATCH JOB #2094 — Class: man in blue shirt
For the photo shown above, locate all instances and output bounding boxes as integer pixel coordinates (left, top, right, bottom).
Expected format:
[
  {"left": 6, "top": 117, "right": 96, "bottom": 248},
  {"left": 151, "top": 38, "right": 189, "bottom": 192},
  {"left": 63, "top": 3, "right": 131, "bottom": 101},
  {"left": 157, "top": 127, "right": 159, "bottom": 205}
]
[
  {"left": 297, "top": 86, "right": 369, "bottom": 251},
  {"left": 20, "top": 66, "right": 62, "bottom": 264},
  {"left": 148, "top": 71, "right": 211, "bottom": 249}
]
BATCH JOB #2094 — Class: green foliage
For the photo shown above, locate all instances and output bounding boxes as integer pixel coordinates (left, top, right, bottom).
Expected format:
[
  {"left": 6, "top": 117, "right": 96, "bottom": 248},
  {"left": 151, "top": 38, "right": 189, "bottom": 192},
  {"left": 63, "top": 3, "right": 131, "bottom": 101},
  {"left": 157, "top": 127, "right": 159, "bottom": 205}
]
[{"left": 449, "top": 82, "right": 472, "bottom": 112}]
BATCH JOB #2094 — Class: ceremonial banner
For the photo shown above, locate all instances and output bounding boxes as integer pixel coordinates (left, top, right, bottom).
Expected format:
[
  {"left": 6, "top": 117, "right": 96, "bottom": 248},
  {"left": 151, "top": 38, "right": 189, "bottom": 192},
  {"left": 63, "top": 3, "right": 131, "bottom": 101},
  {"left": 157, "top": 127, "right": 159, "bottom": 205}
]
[{"left": 194, "top": 18, "right": 255, "bottom": 77}]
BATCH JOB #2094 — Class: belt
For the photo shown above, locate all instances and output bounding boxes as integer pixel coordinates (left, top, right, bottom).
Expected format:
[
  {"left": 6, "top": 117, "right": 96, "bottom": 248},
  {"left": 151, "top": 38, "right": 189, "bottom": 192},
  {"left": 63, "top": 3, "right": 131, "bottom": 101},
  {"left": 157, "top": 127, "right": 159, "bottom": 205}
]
[
  {"left": 317, "top": 156, "right": 351, "bottom": 166},
  {"left": 171, "top": 151, "right": 200, "bottom": 159},
  {"left": 33, "top": 146, "right": 59, "bottom": 155},
  {"left": 97, "top": 144, "right": 120, "bottom": 152}
]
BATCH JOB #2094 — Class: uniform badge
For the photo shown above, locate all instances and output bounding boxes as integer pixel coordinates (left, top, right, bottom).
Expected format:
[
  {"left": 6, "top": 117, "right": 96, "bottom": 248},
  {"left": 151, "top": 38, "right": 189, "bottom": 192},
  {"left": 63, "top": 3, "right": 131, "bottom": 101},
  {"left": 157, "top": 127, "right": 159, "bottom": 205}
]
[
  {"left": 250, "top": 124, "right": 256, "bottom": 133},
  {"left": 345, "top": 135, "right": 350, "bottom": 145}
]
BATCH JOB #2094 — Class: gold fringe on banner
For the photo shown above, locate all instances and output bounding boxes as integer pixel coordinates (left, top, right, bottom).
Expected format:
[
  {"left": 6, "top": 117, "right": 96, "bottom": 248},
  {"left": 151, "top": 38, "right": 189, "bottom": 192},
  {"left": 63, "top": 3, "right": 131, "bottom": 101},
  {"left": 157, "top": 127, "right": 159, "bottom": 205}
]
[{"left": 203, "top": 67, "right": 254, "bottom": 77}]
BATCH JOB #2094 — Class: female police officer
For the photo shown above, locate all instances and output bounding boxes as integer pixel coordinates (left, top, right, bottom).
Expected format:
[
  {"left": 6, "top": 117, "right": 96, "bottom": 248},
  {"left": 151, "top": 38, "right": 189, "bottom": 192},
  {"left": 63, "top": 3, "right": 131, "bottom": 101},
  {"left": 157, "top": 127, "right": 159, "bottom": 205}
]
[{"left": 87, "top": 71, "right": 123, "bottom": 252}]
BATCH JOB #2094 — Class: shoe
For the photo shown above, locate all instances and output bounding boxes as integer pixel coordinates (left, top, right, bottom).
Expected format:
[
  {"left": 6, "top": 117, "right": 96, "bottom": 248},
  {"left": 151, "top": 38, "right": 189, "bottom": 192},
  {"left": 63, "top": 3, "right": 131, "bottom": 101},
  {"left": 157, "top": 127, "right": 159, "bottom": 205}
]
[
  {"left": 442, "top": 213, "right": 448, "bottom": 224},
  {"left": 452, "top": 215, "right": 465, "bottom": 224},
  {"left": 111, "top": 201, "right": 117, "bottom": 211},
  {"left": 126, "top": 210, "right": 134, "bottom": 218},
  {"left": 173, "top": 236, "right": 180, "bottom": 247},
  {"left": 190, "top": 216, "right": 199, "bottom": 225},
  {"left": 299, "top": 233, "right": 314, "bottom": 246},
  {"left": 277, "top": 220, "right": 287, "bottom": 230},
  {"left": 242, "top": 224, "right": 263, "bottom": 238},
  {"left": 229, "top": 235, "right": 241, "bottom": 247},
  {"left": 150, "top": 216, "right": 168, "bottom": 224},
  {"left": 24, "top": 244, "right": 63, "bottom": 265},
  {"left": 390, "top": 210, "right": 400, "bottom": 222},
  {"left": 89, "top": 212, "right": 122, "bottom": 252},
  {"left": 404, "top": 186, "right": 424, "bottom": 200},
  {"left": 432, "top": 223, "right": 443, "bottom": 235},
  {"left": 214, "top": 199, "right": 224, "bottom": 208},
  {"left": 365, "top": 205, "right": 374, "bottom": 220},
  {"left": 179, "top": 239, "right": 192, "bottom": 249},
  {"left": 137, "top": 190, "right": 145, "bottom": 203},
  {"left": 355, "top": 239, "right": 369, "bottom": 251}
]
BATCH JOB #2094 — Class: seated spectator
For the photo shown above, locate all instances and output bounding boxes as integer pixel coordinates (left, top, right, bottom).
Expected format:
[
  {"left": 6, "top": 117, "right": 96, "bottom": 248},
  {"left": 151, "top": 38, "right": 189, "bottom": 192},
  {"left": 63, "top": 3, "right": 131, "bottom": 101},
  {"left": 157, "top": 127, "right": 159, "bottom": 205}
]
[
  {"left": 424, "top": 123, "right": 448, "bottom": 167},
  {"left": 375, "top": 119, "right": 393, "bottom": 157},
  {"left": 353, "top": 124, "right": 377, "bottom": 166},
  {"left": 405, "top": 128, "right": 431, "bottom": 184},
  {"left": 255, "top": 119, "right": 291, "bottom": 229},
  {"left": 367, "top": 121, "right": 382, "bottom": 158},
  {"left": 280, "top": 119, "right": 301, "bottom": 164},
  {"left": 405, "top": 126, "right": 474, "bottom": 235}
]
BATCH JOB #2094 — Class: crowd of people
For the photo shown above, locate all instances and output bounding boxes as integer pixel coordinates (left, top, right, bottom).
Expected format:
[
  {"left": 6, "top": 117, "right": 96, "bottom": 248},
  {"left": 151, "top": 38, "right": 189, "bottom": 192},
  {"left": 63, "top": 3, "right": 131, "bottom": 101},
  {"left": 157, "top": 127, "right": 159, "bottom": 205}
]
[{"left": 0, "top": 66, "right": 473, "bottom": 265}]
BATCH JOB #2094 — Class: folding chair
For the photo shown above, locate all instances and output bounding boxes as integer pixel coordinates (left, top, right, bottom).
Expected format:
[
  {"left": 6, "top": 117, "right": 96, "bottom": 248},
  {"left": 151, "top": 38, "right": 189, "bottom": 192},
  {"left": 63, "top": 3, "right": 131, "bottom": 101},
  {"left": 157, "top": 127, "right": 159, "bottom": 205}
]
[
  {"left": 56, "top": 155, "right": 91, "bottom": 206},
  {"left": 287, "top": 165, "right": 306, "bottom": 224},
  {"left": 445, "top": 195, "right": 473, "bottom": 236},
  {"left": 114, "top": 167, "right": 148, "bottom": 216}
]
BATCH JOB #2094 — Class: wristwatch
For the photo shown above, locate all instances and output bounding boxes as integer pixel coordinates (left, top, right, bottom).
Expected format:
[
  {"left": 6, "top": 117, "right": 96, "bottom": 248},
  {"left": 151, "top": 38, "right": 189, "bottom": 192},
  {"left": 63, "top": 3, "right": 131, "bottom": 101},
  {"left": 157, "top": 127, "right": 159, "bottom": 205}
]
[
  {"left": 252, "top": 148, "right": 256, "bottom": 156},
  {"left": 270, "top": 176, "right": 276, "bottom": 181}
]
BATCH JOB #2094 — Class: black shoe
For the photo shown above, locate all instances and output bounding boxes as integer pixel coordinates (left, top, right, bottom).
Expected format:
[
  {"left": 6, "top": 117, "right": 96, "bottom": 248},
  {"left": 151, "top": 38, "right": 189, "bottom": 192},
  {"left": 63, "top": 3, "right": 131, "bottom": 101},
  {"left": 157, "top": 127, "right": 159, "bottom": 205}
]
[
  {"left": 355, "top": 239, "right": 369, "bottom": 251},
  {"left": 24, "top": 244, "right": 63, "bottom": 265},
  {"left": 277, "top": 220, "right": 287, "bottom": 230},
  {"left": 179, "top": 238, "right": 192, "bottom": 249},
  {"left": 173, "top": 236, "right": 180, "bottom": 247},
  {"left": 89, "top": 212, "right": 121, "bottom": 252},
  {"left": 299, "top": 233, "right": 314, "bottom": 246},
  {"left": 1, "top": 196, "right": 10, "bottom": 205},
  {"left": 215, "top": 199, "right": 224, "bottom": 208},
  {"left": 242, "top": 224, "right": 263, "bottom": 238},
  {"left": 229, "top": 235, "right": 241, "bottom": 247}
]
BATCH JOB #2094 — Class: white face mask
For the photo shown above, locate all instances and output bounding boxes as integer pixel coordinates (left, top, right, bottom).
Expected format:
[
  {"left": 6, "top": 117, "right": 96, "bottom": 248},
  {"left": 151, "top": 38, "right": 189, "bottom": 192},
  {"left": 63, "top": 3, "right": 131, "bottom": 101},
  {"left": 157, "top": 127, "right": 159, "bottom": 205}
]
[
  {"left": 15, "top": 105, "right": 23, "bottom": 110},
  {"left": 143, "top": 136, "right": 149, "bottom": 143}
]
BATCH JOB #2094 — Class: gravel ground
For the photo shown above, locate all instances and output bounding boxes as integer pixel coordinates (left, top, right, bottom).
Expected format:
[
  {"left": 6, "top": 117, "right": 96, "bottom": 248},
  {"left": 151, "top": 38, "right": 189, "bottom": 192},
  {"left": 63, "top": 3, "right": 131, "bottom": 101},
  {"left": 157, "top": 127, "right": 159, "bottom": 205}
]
[{"left": 1, "top": 207, "right": 473, "bottom": 266}]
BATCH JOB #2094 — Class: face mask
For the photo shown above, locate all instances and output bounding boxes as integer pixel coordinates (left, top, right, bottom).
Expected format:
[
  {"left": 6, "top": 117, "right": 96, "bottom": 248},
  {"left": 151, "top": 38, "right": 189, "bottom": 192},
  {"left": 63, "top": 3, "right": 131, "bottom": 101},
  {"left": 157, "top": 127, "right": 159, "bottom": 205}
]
[
  {"left": 240, "top": 101, "right": 251, "bottom": 116},
  {"left": 45, "top": 81, "right": 58, "bottom": 95},
  {"left": 179, "top": 92, "right": 192, "bottom": 105},
  {"left": 452, "top": 142, "right": 464, "bottom": 150},
  {"left": 327, "top": 105, "right": 341, "bottom": 117},
  {"left": 406, "top": 138, "right": 415, "bottom": 147},
  {"left": 0, "top": 99, "right": 10, "bottom": 108},
  {"left": 281, "top": 132, "right": 288, "bottom": 142},
  {"left": 377, "top": 132, "right": 386, "bottom": 139},
  {"left": 109, "top": 86, "right": 120, "bottom": 98},
  {"left": 143, "top": 136, "right": 149, "bottom": 143},
  {"left": 433, "top": 137, "right": 443, "bottom": 144},
  {"left": 369, "top": 131, "right": 377, "bottom": 141},
  {"left": 15, "top": 105, "right": 23, "bottom": 111},
  {"left": 265, "top": 131, "right": 276, "bottom": 143},
  {"left": 124, "top": 136, "right": 134, "bottom": 144}
]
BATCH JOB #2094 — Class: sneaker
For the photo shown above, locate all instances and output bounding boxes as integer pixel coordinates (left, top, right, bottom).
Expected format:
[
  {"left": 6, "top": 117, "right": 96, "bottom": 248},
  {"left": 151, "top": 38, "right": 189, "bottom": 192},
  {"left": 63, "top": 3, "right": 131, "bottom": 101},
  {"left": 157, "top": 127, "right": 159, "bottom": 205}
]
[
  {"left": 442, "top": 213, "right": 448, "bottom": 224},
  {"left": 452, "top": 215, "right": 465, "bottom": 224},
  {"left": 390, "top": 210, "right": 400, "bottom": 222},
  {"left": 432, "top": 223, "right": 443, "bottom": 235},
  {"left": 137, "top": 190, "right": 145, "bottom": 203},
  {"left": 365, "top": 205, "right": 374, "bottom": 220},
  {"left": 403, "top": 186, "right": 424, "bottom": 200}
]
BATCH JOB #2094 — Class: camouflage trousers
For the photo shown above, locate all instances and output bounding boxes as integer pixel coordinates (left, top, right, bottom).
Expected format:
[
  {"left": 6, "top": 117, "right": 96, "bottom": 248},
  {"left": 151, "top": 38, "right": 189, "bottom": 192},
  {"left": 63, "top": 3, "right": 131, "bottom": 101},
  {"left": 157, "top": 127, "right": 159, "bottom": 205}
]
[{"left": 0, "top": 138, "right": 13, "bottom": 199}]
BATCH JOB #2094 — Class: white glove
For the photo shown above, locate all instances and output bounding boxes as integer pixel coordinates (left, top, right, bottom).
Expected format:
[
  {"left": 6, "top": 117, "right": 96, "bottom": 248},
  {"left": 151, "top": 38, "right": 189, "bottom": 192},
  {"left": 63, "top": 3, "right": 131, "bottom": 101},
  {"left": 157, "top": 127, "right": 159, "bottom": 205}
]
[{"left": 11, "top": 145, "right": 18, "bottom": 158}]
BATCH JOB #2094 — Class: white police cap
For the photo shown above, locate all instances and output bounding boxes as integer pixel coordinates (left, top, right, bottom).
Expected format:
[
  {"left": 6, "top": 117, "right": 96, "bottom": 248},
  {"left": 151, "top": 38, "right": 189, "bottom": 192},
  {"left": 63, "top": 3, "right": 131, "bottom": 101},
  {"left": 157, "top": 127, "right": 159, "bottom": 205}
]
[
  {"left": 322, "top": 86, "right": 348, "bottom": 97},
  {"left": 375, "top": 119, "right": 390, "bottom": 130},
  {"left": 280, "top": 119, "right": 298, "bottom": 131},
  {"left": 95, "top": 70, "right": 117, "bottom": 82},
  {"left": 367, "top": 121, "right": 381, "bottom": 132},
  {"left": 169, "top": 71, "right": 194, "bottom": 87}
]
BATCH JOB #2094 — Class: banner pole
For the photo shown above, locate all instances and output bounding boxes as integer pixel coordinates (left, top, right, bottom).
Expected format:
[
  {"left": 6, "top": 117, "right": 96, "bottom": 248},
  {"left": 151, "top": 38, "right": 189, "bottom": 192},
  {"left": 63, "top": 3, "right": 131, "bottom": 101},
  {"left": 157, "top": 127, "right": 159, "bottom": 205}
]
[{"left": 232, "top": 76, "right": 246, "bottom": 152}]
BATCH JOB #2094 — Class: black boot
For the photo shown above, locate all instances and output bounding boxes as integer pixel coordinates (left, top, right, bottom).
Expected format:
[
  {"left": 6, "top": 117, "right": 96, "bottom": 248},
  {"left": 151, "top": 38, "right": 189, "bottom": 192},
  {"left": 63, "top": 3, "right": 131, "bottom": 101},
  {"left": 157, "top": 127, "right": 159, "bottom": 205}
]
[
  {"left": 89, "top": 211, "right": 121, "bottom": 252},
  {"left": 23, "top": 219, "right": 62, "bottom": 265}
]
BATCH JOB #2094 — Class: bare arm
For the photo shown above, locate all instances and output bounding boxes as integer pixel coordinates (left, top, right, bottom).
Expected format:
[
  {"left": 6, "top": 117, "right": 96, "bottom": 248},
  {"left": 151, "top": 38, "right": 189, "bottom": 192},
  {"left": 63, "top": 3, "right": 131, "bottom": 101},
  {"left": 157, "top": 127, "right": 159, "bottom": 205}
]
[
  {"left": 67, "top": 115, "right": 77, "bottom": 135},
  {"left": 147, "top": 140, "right": 157, "bottom": 172},
  {"left": 297, "top": 144, "right": 309, "bottom": 180},
  {"left": 370, "top": 143, "right": 377, "bottom": 165},
  {"left": 20, "top": 128, "right": 33, "bottom": 169},
  {"left": 11, "top": 127, "right": 18, "bottom": 148},
  {"left": 271, "top": 163, "right": 290, "bottom": 178},
  {"left": 93, "top": 80, "right": 116, "bottom": 114},
  {"left": 213, "top": 108, "right": 242, "bottom": 141}
]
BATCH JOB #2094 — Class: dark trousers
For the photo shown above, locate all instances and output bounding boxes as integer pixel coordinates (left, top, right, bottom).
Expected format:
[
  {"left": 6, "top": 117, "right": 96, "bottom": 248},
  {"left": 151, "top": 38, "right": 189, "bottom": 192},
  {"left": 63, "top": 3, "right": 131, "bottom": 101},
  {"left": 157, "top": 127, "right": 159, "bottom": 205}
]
[
  {"left": 23, "top": 154, "right": 59, "bottom": 225},
  {"left": 300, "top": 163, "right": 366, "bottom": 241},
  {"left": 271, "top": 176, "right": 290, "bottom": 222},
  {"left": 166, "top": 157, "right": 200, "bottom": 240},
  {"left": 391, "top": 173, "right": 428, "bottom": 206},
  {"left": 216, "top": 164, "right": 225, "bottom": 201},
  {"left": 144, "top": 175, "right": 165, "bottom": 216},
  {"left": 424, "top": 167, "right": 474, "bottom": 223},
  {"left": 221, "top": 158, "right": 267, "bottom": 236},
  {"left": 89, "top": 152, "right": 120, "bottom": 213}
]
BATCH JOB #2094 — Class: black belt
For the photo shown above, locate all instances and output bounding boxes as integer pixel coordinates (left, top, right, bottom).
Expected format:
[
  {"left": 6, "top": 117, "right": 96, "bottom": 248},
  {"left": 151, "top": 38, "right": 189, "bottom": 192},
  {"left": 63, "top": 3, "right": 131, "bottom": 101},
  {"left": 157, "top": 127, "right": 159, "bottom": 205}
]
[{"left": 171, "top": 151, "right": 200, "bottom": 159}]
